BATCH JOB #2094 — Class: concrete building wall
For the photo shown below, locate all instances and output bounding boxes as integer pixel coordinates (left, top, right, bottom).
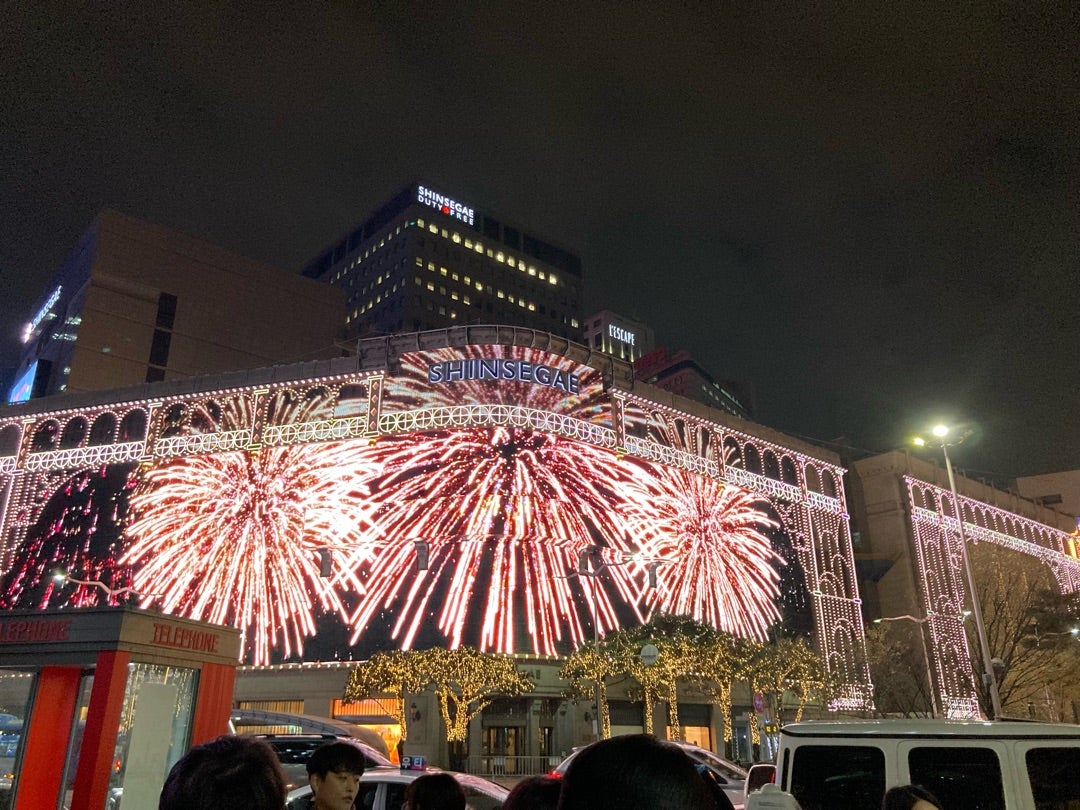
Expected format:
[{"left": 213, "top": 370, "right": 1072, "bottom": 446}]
[{"left": 17, "top": 210, "right": 347, "bottom": 398}]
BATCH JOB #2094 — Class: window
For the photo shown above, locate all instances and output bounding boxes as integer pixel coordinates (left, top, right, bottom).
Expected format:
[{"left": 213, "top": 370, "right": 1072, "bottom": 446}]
[
  {"left": 148, "top": 329, "right": 172, "bottom": 367},
  {"left": 1027, "top": 746, "right": 1080, "bottom": 808},
  {"left": 155, "top": 292, "right": 178, "bottom": 329},
  {"left": 789, "top": 745, "right": 885, "bottom": 810},
  {"left": 908, "top": 746, "right": 1005, "bottom": 810}
]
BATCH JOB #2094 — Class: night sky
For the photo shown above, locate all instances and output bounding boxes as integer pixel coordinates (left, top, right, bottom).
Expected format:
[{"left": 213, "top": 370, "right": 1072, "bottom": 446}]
[{"left": 2, "top": 3, "right": 1076, "bottom": 480}]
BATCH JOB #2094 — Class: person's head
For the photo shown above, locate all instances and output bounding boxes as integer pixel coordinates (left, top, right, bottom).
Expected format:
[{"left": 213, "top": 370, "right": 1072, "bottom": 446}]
[
  {"left": 556, "top": 734, "right": 715, "bottom": 810},
  {"left": 503, "top": 775, "right": 562, "bottom": 810},
  {"left": 307, "top": 741, "right": 367, "bottom": 810},
  {"left": 159, "top": 734, "right": 287, "bottom": 810},
  {"left": 882, "top": 784, "right": 943, "bottom": 810},
  {"left": 403, "top": 771, "right": 466, "bottom": 810}
]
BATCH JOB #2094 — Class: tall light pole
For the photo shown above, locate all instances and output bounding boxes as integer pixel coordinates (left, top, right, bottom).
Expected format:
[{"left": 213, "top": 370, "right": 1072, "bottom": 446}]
[
  {"left": 576, "top": 547, "right": 604, "bottom": 740},
  {"left": 915, "top": 424, "right": 1003, "bottom": 719}
]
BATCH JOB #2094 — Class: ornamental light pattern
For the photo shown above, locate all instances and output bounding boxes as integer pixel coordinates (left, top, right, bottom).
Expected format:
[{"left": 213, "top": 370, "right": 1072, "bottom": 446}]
[{"left": 0, "top": 328, "right": 870, "bottom": 709}]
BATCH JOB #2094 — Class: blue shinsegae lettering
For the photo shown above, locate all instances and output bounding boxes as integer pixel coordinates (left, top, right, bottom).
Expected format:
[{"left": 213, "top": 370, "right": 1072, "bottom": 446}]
[{"left": 427, "top": 359, "right": 580, "bottom": 394}]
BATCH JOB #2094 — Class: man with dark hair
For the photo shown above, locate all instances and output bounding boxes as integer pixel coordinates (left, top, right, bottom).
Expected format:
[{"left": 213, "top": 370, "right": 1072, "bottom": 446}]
[
  {"left": 159, "top": 734, "right": 287, "bottom": 810},
  {"left": 556, "top": 733, "right": 715, "bottom": 810},
  {"left": 305, "top": 740, "right": 368, "bottom": 810}
]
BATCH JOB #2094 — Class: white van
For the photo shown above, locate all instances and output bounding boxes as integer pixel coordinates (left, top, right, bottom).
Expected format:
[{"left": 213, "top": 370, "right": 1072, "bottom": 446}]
[{"left": 770, "top": 719, "right": 1080, "bottom": 809}]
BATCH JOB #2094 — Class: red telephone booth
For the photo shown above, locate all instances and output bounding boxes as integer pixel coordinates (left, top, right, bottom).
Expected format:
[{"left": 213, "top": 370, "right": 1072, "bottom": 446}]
[{"left": 0, "top": 606, "right": 240, "bottom": 810}]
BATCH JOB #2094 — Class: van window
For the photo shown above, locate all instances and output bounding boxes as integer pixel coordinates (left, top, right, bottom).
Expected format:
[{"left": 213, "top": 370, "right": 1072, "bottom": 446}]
[
  {"left": 789, "top": 745, "right": 885, "bottom": 809},
  {"left": 1026, "top": 747, "right": 1080, "bottom": 809},
  {"left": 908, "top": 746, "right": 1005, "bottom": 810}
]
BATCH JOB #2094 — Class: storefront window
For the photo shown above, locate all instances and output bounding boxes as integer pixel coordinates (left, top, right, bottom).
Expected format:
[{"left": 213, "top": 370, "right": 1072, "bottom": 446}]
[{"left": 0, "top": 669, "right": 35, "bottom": 810}]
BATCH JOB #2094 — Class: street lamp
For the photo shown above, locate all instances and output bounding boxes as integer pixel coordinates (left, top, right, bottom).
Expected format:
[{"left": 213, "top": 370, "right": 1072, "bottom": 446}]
[
  {"left": 914, "top": 423, "right": 1003, "bottom": 719},
  {"left": 874, "top": 615, "right": 939, "bottom": 718},
  {"left": 570, "top": 546, "right": 665, "bottom": 740},
  {"left": 51, "top": 572, "right": 156, "bottom": 606}
]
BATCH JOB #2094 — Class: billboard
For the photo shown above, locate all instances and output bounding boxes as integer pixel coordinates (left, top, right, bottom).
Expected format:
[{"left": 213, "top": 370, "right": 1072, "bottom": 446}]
[{"left": 0, "top": 343, "right": 844, "bottom": 679}]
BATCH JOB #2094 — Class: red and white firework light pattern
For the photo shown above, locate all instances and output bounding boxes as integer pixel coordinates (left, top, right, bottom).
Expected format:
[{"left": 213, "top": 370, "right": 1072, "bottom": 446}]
[{"left": 49, "top": 346, "right": 788, "bottom": 664}]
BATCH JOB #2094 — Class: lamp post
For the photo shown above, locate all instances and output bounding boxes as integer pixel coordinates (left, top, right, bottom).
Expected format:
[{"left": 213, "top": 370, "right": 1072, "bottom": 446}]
[
  {"left": 51, "top": 572, "right": 155, "bottom": 606},
  {"left": 874, "top": 615, "right": 939, "bottom": 718},
  {"left": 576, "top": 548, "right": 604, "bottom": 740},
  {"left": 571, "top": 546, "right": 663, "bottom": 740},
  {"left": 914, "top": 424, "right": 1003, "bottom": 720}
]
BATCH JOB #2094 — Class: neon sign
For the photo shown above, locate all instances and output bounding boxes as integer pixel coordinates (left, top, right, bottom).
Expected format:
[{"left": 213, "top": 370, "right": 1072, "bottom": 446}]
[
  {"left": 428, "top": 358, "right": 580, "bottom": 394},
  {"left": 417, "top": 185, "right": 475, "bottom": 226},
  {"left": 22, "top": 286, "right": 62, "bottom": 343},
  {"left": 608, "top": 324, "right": 636, "bottom": 346}
]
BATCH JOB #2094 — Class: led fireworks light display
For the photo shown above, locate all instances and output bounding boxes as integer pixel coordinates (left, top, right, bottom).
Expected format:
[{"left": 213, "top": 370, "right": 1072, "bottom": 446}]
[{"left": 0, "top": 334, "right": 870, "bottom": 706}]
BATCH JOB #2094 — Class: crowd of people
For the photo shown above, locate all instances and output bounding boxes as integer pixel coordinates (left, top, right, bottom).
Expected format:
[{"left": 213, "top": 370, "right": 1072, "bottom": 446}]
[{"left": 157, "top": 732, "right": 944, "bottom": 810}]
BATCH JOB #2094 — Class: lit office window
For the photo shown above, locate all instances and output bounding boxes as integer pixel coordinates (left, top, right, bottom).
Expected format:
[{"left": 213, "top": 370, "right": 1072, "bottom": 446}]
[
  {"left": 496, "top": 251, "right": 505, "bottom": 262},
  {"left": 528, "top": 303, "right": 536, "bottom": 311},
  {"left": 475, "top": 281, "right": 483, "bottom": 291},
  {"left": 548, "top": 275, "right": 558, "bottom": 285},
  {"left": 474, "top": 243, "right": 484, "bottom": 253},
  {"left": 464, "top": 275, "right": 471, "bottom": 285},
  {"left": 428, "top": 224, "right": 438, "bottom": 233},
  {"left": 497, "top": 290, "right": 505, "bottom": 299},
  {"left": 508, "top": 257, "right": 516, "bottom": 268},
  {"left": 538, "top": 271, "right": 546, "bottom": 281},
  {"left": 451, "top": 292, "right": 459, "bottom": 301},
  {"left": 426, "top": 282, "right": 435, "bottom": 292},
  {"left": 571, "top": 318, "right": 579, "bottom": 328},
  {"left": 417, "top": 218, "right": 425, "bottom": 228},
  {"left": 415, "top": 257, "right": 423, "bottom": 267},
  {"left": 528, "top": 266, "right": 537, "bottom": 277},
  {"left": 463, "top": 296, "right": 471, "bottom": 305},
  {"left": 440, "top": 267, "right": 448, "bottom": 276},
  {"left": 465, "top": 238, "right": 473, "bottom": 249},
  {"left": 452, "top": 233, "right": 461, "bottom": 244},
  {"left": 428, "top": 262, "right": 436, "bottom": 271}
]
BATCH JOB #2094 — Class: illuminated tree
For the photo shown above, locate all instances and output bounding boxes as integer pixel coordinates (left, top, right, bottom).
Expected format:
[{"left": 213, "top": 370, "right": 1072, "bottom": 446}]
[
  {"left": 423, "top": 646, "right": 535, "bottom": 743},
  {"left": 344, "top": 650, "right": 425, "bottom": 740},
  {"left": 746, "top": 634, "right": 831, "bottom": 739},
  {"left": 682, "top": 625, "right": 760, "bottom": 755},
  {"left": 605, "top": 615, "right": 705, "bottom": 739}
]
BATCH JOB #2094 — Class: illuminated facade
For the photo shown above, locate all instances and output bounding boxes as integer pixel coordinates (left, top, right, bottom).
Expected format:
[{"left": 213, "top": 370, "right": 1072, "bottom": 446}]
[
  {"left": 0, "top": 325, "right": 869, "bottom": 701},
  {"left": 7, "top": 210, "right": 346, "bottom": 403},
  {"left": 301, "top": 183, "right": 584, "bottom": 342},
  {"left": 850, "top": 451, "right": 1080, "bottom": 718}
]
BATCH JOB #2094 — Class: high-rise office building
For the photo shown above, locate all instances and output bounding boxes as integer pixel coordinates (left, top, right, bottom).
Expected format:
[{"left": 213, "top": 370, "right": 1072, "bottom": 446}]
[
  {"left": 301, "top": 183, "right": 584, "bottom": 342},
  {"left": 8, "top": 210, "right": 345, "bottom": 402}
]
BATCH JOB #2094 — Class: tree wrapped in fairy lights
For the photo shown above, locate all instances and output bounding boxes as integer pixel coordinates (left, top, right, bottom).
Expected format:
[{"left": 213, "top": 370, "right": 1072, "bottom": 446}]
[
  {"left": 423, "top": 646, "right": 535, "bottom": 743},
  {"left": 344, "top": 650, "right": 425, "bottom": 741},
  {"left": 678, "top": 621, "right": 759, "bottom": 756},
  {"left": 746, "top": 634, "right": 833, "bottom": 748}
]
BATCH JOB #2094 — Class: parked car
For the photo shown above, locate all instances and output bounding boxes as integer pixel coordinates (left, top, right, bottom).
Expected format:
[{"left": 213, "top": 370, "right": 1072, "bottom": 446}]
[
  {"left": 285, "top": 765, "right": 508, "bottom": 810},
  {"left": 255, "top": 733, "right": 393, "bottom": 792},
  {"left": 772, "top": 718, "right": 1080, "bottom": 809},
  {"left": 550, "top": 738, "right": 747, "bottom": 809}
]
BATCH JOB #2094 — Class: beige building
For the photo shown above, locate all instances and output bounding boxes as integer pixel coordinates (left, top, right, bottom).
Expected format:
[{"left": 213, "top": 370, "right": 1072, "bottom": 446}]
[
  {"left": 8, "top": 209, "right": 345, "bottom": 402},
  {"left": 1016, "top": 470, "right": 1080, "bottom": 520}
]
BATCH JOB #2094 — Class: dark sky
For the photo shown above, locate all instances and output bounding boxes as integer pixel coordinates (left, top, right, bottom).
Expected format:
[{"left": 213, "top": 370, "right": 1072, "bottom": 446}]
[{"left": 2, "top": 3, "right": 1077, "bottom": 480}]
